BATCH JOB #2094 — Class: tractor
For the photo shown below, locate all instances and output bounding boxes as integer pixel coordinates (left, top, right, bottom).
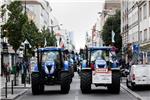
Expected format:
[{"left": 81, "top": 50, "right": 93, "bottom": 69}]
[
  {"left": 31, "top": 47, "right": 73, "bottom": 95},
  {"left": 80, "top": 46, "right": 121, "bottom": 94}
]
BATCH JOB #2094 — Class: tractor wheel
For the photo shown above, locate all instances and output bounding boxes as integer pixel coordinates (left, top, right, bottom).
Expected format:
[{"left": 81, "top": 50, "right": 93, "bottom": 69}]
[
  {"left": 107, "top": 71, "right": 120, "bottom": 94},
  {"left": 61, "top": 72, "right": 70, "bottom": 94},
  {"left": 39, "top": 83, "right": 44, "bottom": 94},
  {"left": 80, "top": 71, "right": 92, "bottom": 93},
  {"left": 31, "top": 73, "right": 40, "bottom": 95}
]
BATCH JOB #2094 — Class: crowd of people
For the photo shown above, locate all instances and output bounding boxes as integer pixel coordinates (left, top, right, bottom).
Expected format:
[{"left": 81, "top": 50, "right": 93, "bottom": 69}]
[{"left": 1, "top": 61, "right": 30, "bottom": 83}]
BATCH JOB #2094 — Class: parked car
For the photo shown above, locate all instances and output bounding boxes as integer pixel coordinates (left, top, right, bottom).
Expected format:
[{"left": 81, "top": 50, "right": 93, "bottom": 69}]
[{"left": 126, "top": 64, "right": 150, "bottom": 90}]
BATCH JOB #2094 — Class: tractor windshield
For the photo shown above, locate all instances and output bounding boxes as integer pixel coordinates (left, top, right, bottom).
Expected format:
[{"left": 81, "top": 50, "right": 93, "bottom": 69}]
[
  {"left": 42, "top": 51, "right": 59, "bottom": 63},
  {"left": 90, "top": 49, "right": 117, "bottom": 62}
]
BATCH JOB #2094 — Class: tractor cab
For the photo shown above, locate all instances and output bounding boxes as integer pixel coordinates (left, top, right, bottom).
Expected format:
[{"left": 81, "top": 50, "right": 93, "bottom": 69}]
[{"left": 31, "top": 47, "right": 72, "bottom": 95}]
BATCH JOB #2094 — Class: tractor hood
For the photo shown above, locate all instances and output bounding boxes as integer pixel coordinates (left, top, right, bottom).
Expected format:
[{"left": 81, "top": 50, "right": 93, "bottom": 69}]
[
  {"left": 44, "top": 61, "right": 56, "bottom": 75},
  {"left": 95, "top": 59, "right": 107, "bottom": 68}
]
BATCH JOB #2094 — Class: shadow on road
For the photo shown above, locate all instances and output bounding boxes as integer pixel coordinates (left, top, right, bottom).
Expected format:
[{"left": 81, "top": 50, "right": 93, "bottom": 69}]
[
  {"left": 133, "top": 86, "right": 150, "bottom": 91},
  {"left": 42, "top": 90, "right": 63, "bottom": 95}
]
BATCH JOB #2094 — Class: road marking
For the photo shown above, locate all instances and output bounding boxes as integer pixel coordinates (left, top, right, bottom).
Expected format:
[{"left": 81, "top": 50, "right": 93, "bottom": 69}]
[
  {"left": 75, "top": 75, "right": 79, "bottom": 100},
  {"left": 75, "top": 96, "right": 78, "bottom": 100},
  {"left": 121, "top": 84, "right": 143, "bottom": 100}
]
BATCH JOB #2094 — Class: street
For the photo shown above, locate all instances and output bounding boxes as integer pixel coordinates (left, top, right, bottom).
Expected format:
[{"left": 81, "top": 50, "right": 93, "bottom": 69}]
[
  {"left": 17, "top": 73, "right": 138, "bottom": 100},
  {"left": 1, "top": 0, "right": 150, "bottom": 100}
]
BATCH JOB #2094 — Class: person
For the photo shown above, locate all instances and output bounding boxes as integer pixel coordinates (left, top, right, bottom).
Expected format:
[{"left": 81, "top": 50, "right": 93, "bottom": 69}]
[
  {"left": 6, "top": 63, "right": 10, "bottom": 82},
  {"left": 1, "top": 63, "right": 5, "bottom": 76},
  {"left": 54, "top": 54, "right": 61, "bottom": 69}
]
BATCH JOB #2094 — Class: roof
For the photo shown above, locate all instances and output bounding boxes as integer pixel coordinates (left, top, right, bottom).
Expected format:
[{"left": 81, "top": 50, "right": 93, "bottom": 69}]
[
  {"left": 87, "top": 46, "right": 113, "bottom": 51},
  {"left": 37, "top": 47, "right": 64, "bottom": 52}
]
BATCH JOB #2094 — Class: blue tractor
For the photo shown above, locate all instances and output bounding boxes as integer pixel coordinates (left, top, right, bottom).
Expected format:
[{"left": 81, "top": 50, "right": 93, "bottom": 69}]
[
  {"left": 31, "top": 47, "right": 73, "bottom": 95},
  {"left": 80, "top": 46, "right": 120, "bottom": 94}
]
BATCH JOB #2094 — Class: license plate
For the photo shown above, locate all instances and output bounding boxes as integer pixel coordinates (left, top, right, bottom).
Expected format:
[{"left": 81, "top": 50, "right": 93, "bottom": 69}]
[{"left": 92, "top": 68, "right": 112, "bottom": 84}]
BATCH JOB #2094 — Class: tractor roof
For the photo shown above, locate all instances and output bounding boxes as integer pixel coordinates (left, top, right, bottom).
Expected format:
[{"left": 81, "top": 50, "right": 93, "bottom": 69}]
[
  {"left": 87, "top": 46, "right": 113, "bottom": 51},
  {"left": 37, "top": 47, "right": 64, "bottom": 52}
]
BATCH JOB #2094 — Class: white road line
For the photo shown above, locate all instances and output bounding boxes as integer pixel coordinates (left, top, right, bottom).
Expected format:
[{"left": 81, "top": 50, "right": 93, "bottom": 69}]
[
  {"left": 121, "top": 84, "right": 143, "bottom": 100},
  {"left": 75, "top": 74, "right": 79, "bottom": 100},
  {"left": 75, "top": 96, "right": 78, "bottom": 100}
]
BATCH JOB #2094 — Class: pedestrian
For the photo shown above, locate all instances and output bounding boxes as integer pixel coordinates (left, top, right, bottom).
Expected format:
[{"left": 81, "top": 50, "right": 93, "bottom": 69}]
[
  {"left": 6, "top": 63, "right": 10, "bottom": 82},
  {"left": 1, "top": 63, "right": 5, "bottom": 76},
  {"left": 16, "top": 62, "right": 20, "bottom": 77}
]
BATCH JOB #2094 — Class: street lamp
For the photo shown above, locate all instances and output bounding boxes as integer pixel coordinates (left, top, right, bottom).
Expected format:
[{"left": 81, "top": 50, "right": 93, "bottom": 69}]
[
  {"left": 22, "top": 39, "right": 31, "bottom": 84},
  {"left": 48, "top": 24, "right": 63, "bottom": 34}
]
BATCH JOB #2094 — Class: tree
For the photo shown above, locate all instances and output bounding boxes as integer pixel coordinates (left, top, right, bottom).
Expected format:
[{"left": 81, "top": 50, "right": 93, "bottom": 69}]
[
  {"left": 41, "top": 27, "right": 57, "bottom": 47},
  {"left": 101, "top": 10, "right": 122, "bottom": 51},
  {"left": 2, "top": 1, "right": 27, "bottom": 53},
  {"left": 1, "top": 4, "right": 7, "bottom": 21},
  {"left": 22, "top": 20, "right": 39, "bottom": 48}
]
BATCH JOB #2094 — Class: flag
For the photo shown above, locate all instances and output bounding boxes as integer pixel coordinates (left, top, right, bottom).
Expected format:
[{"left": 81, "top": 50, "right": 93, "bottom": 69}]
[
  {"left": 59, "top": 37, "right": 64, "bottom": 48},
  {"left": 112, "top": 30, "right": 115, "bottom": 43},
  {"left": 44, "top": 38, "right": 47, "bottom": 47},
  {"left": 92, "top": 24, "right": 96, "bottom": 38}
]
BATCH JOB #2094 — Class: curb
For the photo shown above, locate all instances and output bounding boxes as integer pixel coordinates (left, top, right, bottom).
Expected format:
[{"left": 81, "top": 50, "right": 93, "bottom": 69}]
[
  {"left": 2, "top": 86, "right": 31, "bottom": 89},
  {"left": 1, "top": 89, "right": 28, "bottom": 100},
  {"left": 121, "top": 84, "right": 143, "bottom": 100}
]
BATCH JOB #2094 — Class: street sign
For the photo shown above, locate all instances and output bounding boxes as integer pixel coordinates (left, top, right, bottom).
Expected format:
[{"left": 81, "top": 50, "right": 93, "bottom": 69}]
[{"left": 133, "top": 43, "right": 140, "bottom": 54}]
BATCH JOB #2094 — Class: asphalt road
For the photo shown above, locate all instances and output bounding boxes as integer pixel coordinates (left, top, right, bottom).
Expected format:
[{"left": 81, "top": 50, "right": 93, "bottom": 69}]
[
  {"left": 121, "top": 79, "right": 150, "bottom": 100},
  {"left": 17, "top": 73, "right": 138, "bottom": 100}
]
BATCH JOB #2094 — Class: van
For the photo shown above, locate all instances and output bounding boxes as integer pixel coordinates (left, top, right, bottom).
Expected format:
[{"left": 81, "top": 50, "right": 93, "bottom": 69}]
[{"left": 126, "top": 64, "right": 150, "bottom": 90}]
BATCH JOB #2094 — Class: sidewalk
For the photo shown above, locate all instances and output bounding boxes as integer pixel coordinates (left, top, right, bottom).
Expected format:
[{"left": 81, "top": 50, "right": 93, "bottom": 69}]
[{"left": 0, "top": 74, "right": 31, "bottom": 100}]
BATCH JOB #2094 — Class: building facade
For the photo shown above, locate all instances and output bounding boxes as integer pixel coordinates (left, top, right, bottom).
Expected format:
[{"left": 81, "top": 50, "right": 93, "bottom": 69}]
[
  {"left": 1, "top": 0, "right": 16, "bottom": 73},
  {"left": 22, "top": 0, "right": 52, "bottom": 31},
  {"left": 0, "top": 0, "right": 60, "bottom": 71},
  {"left": 138, "top": 1, "right": 150, "bottom": 63},
  {"left": 121, "top": 0, "right": 150, "bottom": 63},
  {"left": 99, "top": 0, "right": 121, "bottom": 46}
]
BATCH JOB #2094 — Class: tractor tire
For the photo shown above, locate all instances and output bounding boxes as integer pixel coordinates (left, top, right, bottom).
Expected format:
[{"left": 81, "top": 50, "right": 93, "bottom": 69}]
[
  {"left": 31, "top": 73, "right": 40, "bottom": 95},
  {"left": 80, "top": 71, "right": 92, "bottom": 94},
  {"left": 31, "top": 73, "right": 44, "bottom": 95},
  {"left": 61, "top": 72, "right": 70, "bottom": 94},
  {"left": 130, "top": 82, "right": 136, "bottom": 90},
  {"left": 107, "top": 71, "right": 120, "bottom": 94},
  {"left": 39, "top": 84, "right": 44, "bottom": 94}
]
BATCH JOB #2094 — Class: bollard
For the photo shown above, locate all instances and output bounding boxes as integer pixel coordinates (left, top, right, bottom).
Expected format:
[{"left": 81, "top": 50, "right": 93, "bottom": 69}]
[
  {"left": 5, "top": 82, "right": 7, "bottom": 98},
  {"left": 22, "top": 74, "right": 25, "bottom": 84},
  {"left": 11, "top": 80, "right": 14, "bottom": 94},
  {"left": 14, "top": 73, "right": 17, "bottom": 86},
  {"left": 24, "top": 78, "right": 26, "bottom": 88},
  {"left": 28, "top": 74, "right": 30, "bottom": 84}
]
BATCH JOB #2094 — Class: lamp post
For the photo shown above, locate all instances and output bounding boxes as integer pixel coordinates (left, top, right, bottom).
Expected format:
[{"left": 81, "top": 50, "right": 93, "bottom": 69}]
[
  {"left": 22, "top": 39, "right": 31, "bottom": 84},
  {"left": 49, "top": 24, "right": 62, "bottom": 34}
]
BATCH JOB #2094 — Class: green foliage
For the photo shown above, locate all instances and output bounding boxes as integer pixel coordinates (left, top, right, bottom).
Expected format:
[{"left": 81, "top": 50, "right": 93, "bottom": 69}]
[
  {"left": 2, "top": 1, "right": 27, "bottom": 52},
  {"left": 1, "top": 4, "right": 6, "bottom": 18},
  {"left": 102, "top": 10, "right": 122, "bottom": 51},
  {"left": 41, "top": 27, "right": 57, "bottom": 47},
  {"left": 2, "top": 0, "right": 57, "bottom": 57}
]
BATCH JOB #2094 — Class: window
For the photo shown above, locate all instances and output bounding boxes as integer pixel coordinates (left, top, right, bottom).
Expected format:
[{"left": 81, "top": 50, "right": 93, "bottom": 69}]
[
  {"left": 143, "top": 3, "right": 147, "bottom": 19},
  {"left": 139, "top": 31, "right": 142, "bottom": 42},
  {"left": 144, "top": 29, "right": 147, "bottom": 41},
  {"left": 139, "top": 7, "right": 142, "bottom": 21}
]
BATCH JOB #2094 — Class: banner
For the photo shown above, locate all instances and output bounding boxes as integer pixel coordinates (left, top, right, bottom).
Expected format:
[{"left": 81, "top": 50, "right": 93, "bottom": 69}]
[{"left": 111, "top": 30, "right": 115, "bottom": 43}]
